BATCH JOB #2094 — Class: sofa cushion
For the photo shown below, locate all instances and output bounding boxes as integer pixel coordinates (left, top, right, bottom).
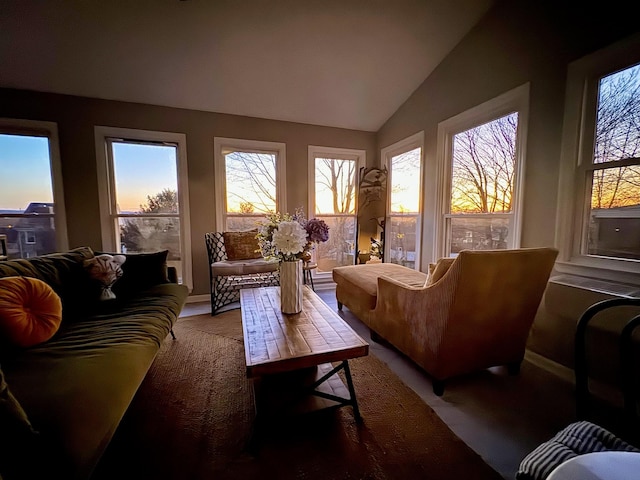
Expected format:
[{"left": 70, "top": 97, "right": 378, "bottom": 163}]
[
  {"left": 0, "top": 364, "right": 36, "bottom": 434},
  {"left": 0, "top": 277, "right": 63, "bottom": 347},
  {"left": 83, "top": 254, "right": 126, "bottom": 301},
  {"left": 222, "top": 230, "right": 262, "bottom": 260},
  {"left": 2, "top": 281, "right": 189, "bottom": 480},
  {"left": 0, "top": 364, "right": 41, "bottom": 480},
  {"left": 0, "top": 247, "right": 95, "bottom": 319},
  {"left": 96, "top": 250, "right": 170, "bottom": 298}
]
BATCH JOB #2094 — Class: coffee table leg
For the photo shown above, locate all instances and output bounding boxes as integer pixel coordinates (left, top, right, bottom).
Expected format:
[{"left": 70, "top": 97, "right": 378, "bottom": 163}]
[
  {"left": 342, "top": 361, "right": 362, "bottom": 423},
  {"left": 246, "top": 380, "right": 261, "bottom": 455}
]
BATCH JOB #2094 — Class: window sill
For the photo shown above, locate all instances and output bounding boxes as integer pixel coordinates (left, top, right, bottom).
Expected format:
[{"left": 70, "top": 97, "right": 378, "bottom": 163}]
[
  {"left": 550, "top": 271, "right": 640, "bottom": 298},
  {"left": 554, "top": 256, "right": 640, "bottom": 289}
]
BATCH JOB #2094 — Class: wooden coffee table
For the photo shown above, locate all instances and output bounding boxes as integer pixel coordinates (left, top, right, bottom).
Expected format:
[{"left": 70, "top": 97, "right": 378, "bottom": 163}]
[{"left": 240, "top": 285, "right": 369, "bottom": 422}]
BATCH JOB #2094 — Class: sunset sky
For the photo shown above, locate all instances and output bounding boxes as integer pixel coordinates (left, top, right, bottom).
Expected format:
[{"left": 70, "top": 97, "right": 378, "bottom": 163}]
[
  {"left": 0, "top": 133, "right": 53, "bottom": 210},
  {"left": 0, "top": 134, "right": 178, "bottom": 213}
]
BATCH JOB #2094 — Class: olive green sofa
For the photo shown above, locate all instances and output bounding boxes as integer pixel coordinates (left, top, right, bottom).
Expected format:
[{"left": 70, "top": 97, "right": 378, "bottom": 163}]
[{"left": 0, "top": 247, "right": 188, "bottom": 480}]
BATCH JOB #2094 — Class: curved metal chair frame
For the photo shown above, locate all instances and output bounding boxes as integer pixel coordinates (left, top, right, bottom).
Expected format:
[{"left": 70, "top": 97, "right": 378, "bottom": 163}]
[
  {"left": 205, "top": 232, "right": 279, "bottom": 315},
  {"left": 575, "top": 297, "right": 640, "bottom": 420}
]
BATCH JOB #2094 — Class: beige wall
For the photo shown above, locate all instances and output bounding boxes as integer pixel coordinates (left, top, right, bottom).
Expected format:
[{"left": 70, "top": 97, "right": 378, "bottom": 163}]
[
  {"left": 375, "top": 0, "right": 640, "bottom": 383},
  {"left": 0, "top": 89, "right": 376, "bottom": 295},
  {"left": 377, "top": 1, "right": 638, "bottom": 250}
]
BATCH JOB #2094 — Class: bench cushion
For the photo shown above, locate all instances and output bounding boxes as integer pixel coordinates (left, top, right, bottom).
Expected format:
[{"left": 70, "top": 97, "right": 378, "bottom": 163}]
[
  {"left": 332, "top": 263, "right": 427, "bottom": 325},
  {"left": 211, "top": 258, "right": 279, "bottom": 276}
]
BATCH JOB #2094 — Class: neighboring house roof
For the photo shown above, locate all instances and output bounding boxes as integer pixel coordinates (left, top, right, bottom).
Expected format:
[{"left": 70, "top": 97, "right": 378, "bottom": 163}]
[
  {"left": 11, "top": 203, "right": 55, "bottom": 230},
  {"left": 592, "top": 205, "right": 640, "bottom": 219}
]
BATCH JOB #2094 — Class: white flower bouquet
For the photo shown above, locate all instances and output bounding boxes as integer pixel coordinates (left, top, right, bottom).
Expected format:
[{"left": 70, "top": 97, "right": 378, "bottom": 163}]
[{"left": 256, "top": 208, "right": 329, "bottom": 262}]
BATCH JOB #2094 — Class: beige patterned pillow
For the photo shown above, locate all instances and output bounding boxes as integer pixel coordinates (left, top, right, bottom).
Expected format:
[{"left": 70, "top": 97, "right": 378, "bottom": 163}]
[
  {"left": 83, "top": 254, "right": 126, "bottom": 300},
  {"left": 223, "top": 230, "right": 262, "bottom": 261},
  {"left": 424, "top": 257, "right": 456, "bottom": 287}
]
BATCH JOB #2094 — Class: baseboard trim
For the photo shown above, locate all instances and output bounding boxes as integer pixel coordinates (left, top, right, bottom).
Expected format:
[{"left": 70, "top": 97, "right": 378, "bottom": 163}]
[
  {"left": 525, "top": 350, "right": 574, "bottom": 384},
  {"left": 525, "top": 349, "right": 624, "bottom": 408},
  {"left": 186, "top": 294, "right": 209, "bottom": 304}
]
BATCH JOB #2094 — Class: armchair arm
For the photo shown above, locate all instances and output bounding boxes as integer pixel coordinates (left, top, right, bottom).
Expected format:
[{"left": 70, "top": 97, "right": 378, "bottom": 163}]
[{"left": 370, "top": 271, "right": 458, "bottom": 362}]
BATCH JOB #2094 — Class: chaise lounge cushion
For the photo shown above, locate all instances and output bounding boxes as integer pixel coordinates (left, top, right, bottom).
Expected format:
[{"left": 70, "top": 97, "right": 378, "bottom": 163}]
[{"left": 332, "top": 263, "right": 427, "bottom": 324}]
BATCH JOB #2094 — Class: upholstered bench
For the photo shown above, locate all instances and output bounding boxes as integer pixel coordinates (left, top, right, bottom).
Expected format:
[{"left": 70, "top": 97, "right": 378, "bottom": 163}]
[{"left": 205, "top": 231, "right": 279, "bottom": 315}]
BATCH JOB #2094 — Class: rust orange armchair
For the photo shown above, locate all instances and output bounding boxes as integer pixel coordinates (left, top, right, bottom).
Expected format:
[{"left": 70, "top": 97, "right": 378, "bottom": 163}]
[{"left": 334, "top": 248, "right": 558, "bottom": 395}]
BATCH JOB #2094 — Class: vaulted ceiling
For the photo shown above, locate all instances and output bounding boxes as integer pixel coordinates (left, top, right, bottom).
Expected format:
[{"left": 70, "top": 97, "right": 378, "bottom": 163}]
[{"left": 0, "top": 0, "right": 495, "bottom": 131}]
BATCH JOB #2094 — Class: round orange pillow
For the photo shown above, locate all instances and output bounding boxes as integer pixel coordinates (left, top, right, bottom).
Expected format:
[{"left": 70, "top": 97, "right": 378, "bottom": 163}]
[{"left": 0, "top": 276, "right": 63, "bottom": 347}]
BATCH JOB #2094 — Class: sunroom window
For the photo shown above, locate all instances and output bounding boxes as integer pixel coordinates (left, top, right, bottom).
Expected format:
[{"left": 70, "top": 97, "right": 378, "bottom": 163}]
[
  {"left": 585, "top": 63, "right": 640, "bottom": 261},
  {"left": 308, "top": 146, "right": 364, "bottom": 274},
  {"left": 95, "top": 126, "right": 192, "bottom": 289},
  {"left": 437, "top": 84, "right": 529, "bottom": 259},
  {"left": 382, "top": 132, "right": 423, "bottom": 270},
  {"left": 214, "top": 138, "right": 286, "bottom": 232},
  {"left": 0, "top": 119, "right": 67, "bottom": 259},
  {"left": 557, "top": 34, "right": 640, "bottom": 284}
]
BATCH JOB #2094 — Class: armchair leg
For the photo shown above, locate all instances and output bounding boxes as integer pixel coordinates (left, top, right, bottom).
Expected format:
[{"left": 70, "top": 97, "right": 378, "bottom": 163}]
[
  {"left": 507, "top": 361, "right": 521, "bottom": 375},
  {"left": 370, "top": 330, "right": 384, "bottom": 344},
  {"left": 432, "top": 380, "right": 445, "bottom": 397},
  {"left": 337, "top": 301, "right": 343, "bottom": 311}
]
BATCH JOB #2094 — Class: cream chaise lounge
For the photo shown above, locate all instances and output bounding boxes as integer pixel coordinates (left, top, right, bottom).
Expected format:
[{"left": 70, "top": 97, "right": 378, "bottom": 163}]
[{"left": 333, "top": 248, "right": 558, "bottom": 395}]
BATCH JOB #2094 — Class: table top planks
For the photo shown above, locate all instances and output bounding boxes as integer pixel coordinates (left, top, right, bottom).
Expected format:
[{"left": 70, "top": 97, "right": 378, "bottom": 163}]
[{"left": 241, "top": 286, "right": 369, "bottom": 378}]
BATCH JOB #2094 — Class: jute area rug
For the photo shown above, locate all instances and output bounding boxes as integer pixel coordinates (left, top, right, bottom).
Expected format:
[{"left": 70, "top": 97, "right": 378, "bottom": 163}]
[{"left": 92, "top": 310, "right": 503, "bottom": 480}]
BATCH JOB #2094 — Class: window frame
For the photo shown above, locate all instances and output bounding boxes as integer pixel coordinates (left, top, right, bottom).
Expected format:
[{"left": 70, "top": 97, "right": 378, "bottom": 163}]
[
  {"left": 0, "top": 118, "right": 69, "bottom": 254},
  {"left": 213, "top": 137, "right": 287, "bottom": 232},
  {"left": 307, "top": 145, "right": 365, "bottom": 278},
  {"left": 94, "top": 126, "right": 193, "bottom": 291},
  {"left": 381, "top": 131, "right": 424, "bottom": 271},
  {"left": 435, "top": 83, "right": 530, "bottom": 259},
  {"left": 556, "top": 34, "right": 640, "bottom": 285}
]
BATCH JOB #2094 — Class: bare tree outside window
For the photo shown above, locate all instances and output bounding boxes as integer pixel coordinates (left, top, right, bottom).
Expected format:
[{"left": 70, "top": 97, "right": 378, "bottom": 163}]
[
  {"left": 108, "top": 140, "right": 185, "bottom": 281},
  {"left": 447, "top": 113, "right": 518, "bottom": 254},
  {"left": 314, "top": 157, "right": 357, "bottom": 271},
  {"left": 588, "top": 63, "right": 640, "bottom": 259},
  {"left": 451, "top": 113, "right": 517, "bottom": 214},
  {"left": 388, "top": 147, "right": 421, "bottom": 267},
  {"left": 120, "top": 188, "right": 181, "bottom": 259},
  {"left": 224, "top": 151, "right": 277, "bottom": 231}
]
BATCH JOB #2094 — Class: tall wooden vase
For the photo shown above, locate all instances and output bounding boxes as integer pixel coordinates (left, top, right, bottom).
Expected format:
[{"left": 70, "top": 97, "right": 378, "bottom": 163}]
[{"left": 280, "top": 259, "right": 303, "bottom": 314}]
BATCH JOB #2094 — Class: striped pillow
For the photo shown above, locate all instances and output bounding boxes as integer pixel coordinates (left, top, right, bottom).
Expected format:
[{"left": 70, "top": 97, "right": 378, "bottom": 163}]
[{"left": 516, "top": 421, "right": 640, "bottom": 480}]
